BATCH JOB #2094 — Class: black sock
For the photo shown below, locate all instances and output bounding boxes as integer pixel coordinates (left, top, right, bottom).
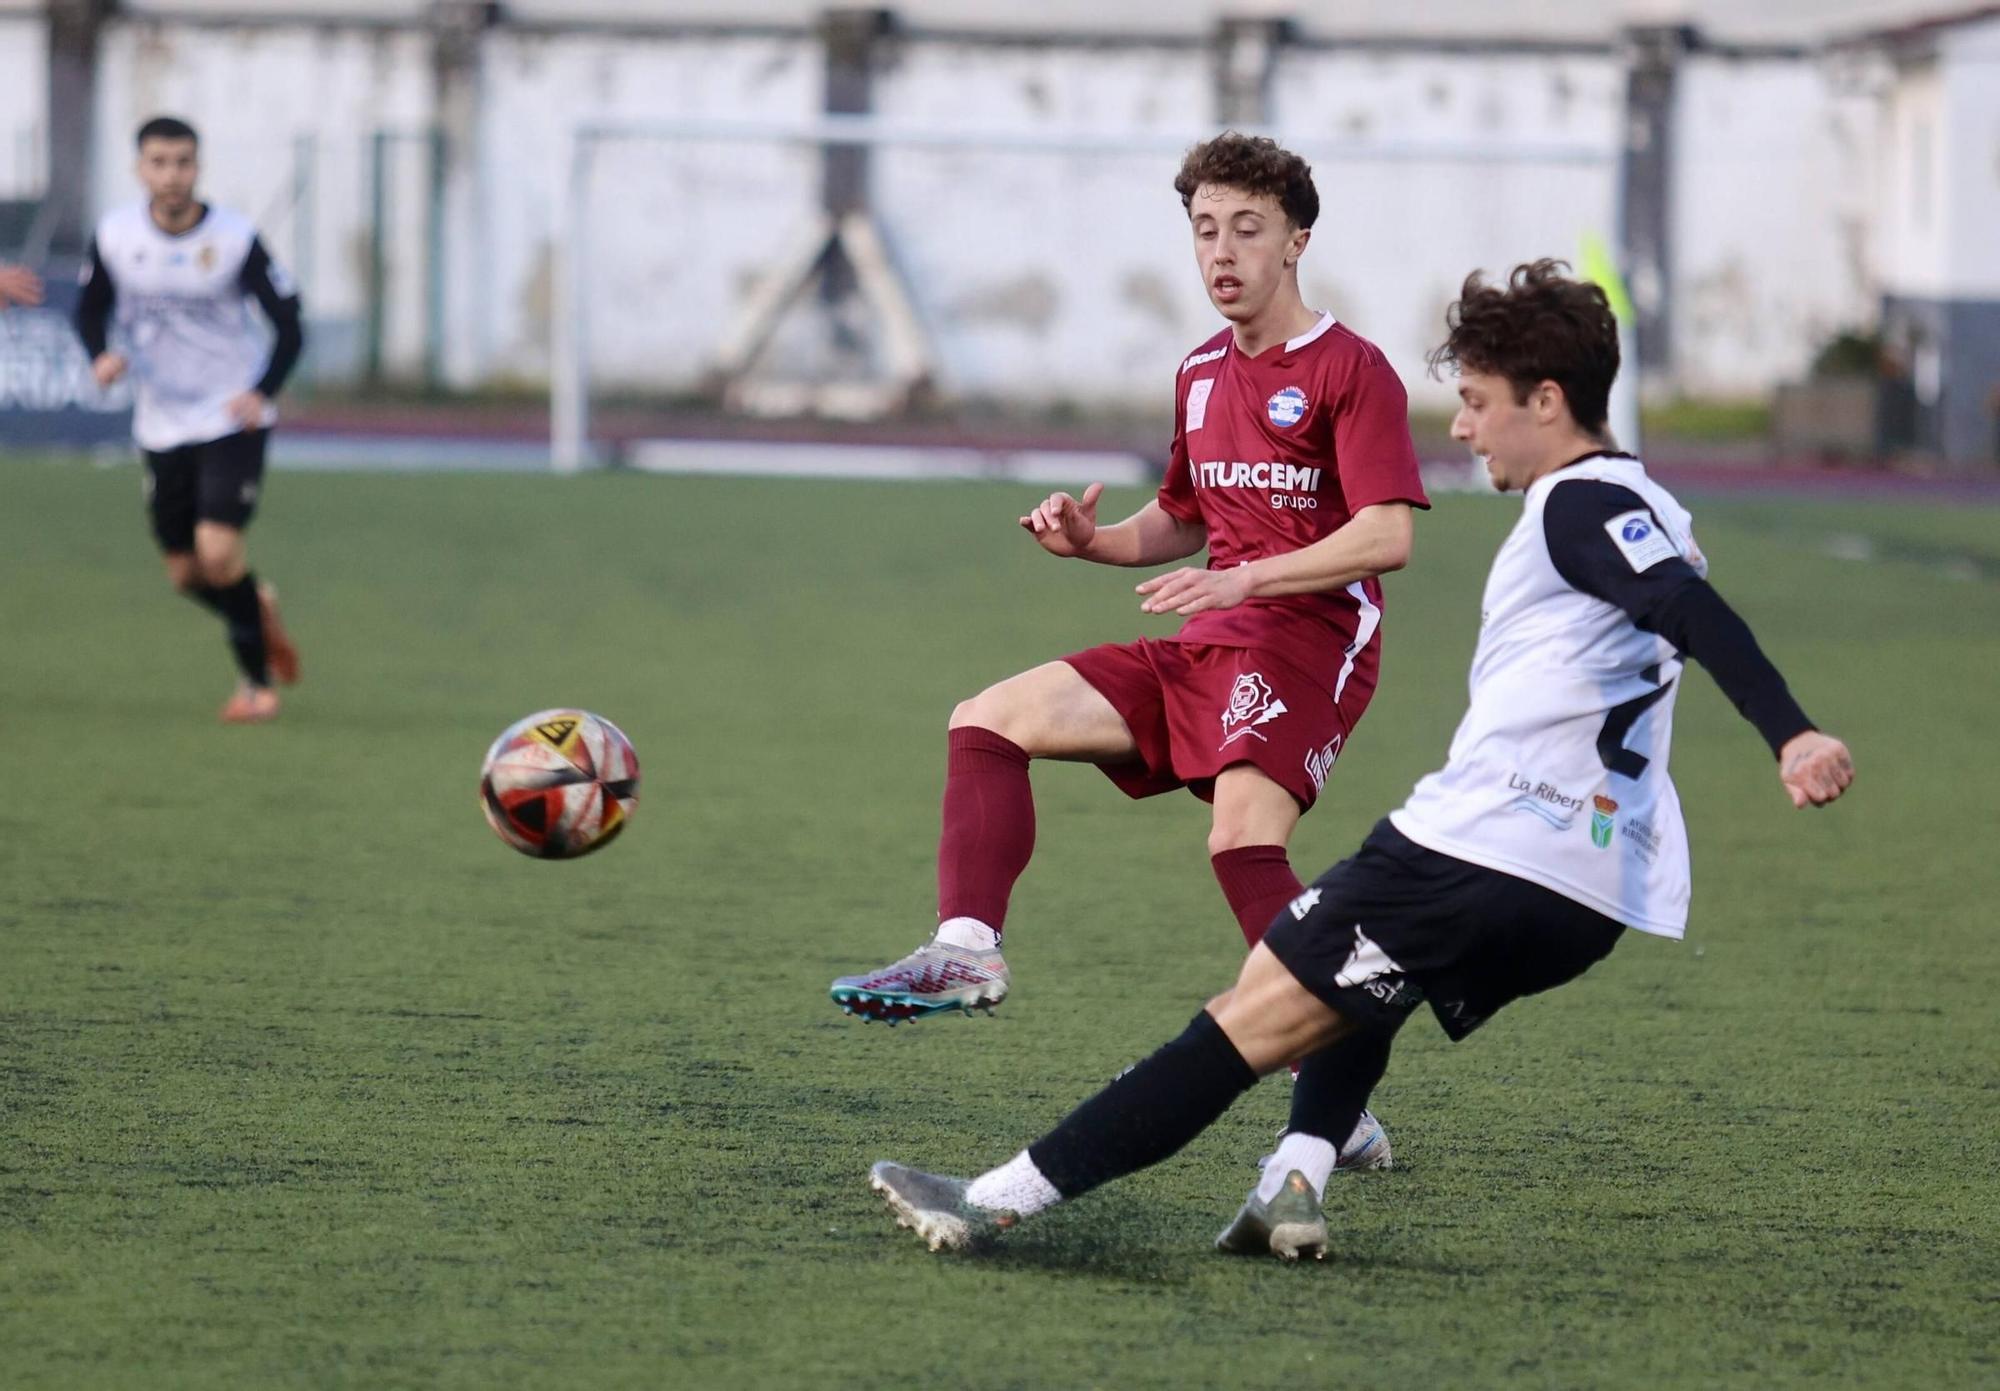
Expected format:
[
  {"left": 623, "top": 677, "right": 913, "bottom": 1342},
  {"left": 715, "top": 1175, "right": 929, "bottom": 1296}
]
[
  {"left": 1288, "top": 1027, "right": 1395, "bottom": 1148},
  {"left": 1026, "top": 1010, "right": 1259, "bottom": 1201},
  {"left": 183, "top": 584, "right": 227, "bottom": 619},
  {"left": 208, "top": 573, "right": 269, "bottom": 686}
]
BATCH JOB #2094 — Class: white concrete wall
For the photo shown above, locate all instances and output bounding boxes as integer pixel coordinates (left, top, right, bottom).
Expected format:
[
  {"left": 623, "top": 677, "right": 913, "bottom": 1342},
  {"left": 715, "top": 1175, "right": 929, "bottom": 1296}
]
[
  {"left": 558, "top": 38, "right": 1627, "bottom": 407},
  {"left": 474, "top": 26, "right": 820, "bottom": 386},
  {"left": 864, "top": 38, "right": 1217, "bottom": 402},
  {"left": 0, "top": 12, "right": 45, "bottom": 201},
  {"left": 1670, "top": 53, "right": 1880, "bottom": 393},
  {"left": 1270, "top": 46, "right": 1623, "bottom": 403},
  {"left": 27, "top": 10, "right": 1945, "bottom": 409},
  {"left": 1876, "top": 63, "right": 1948, "bottom": 302},
  {"left": 1940, "top": 17, "right": 2000, "bottom": 299}
]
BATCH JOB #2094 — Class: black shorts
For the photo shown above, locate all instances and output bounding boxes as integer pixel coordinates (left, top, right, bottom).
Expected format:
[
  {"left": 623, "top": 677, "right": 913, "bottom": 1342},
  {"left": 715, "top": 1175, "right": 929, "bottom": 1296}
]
[
  {"left": 142, "top": 428, "right": 270, "bottom": 552},
  {"left": 1263, "top": 818, "right": 1624, "bottom": 1041}
]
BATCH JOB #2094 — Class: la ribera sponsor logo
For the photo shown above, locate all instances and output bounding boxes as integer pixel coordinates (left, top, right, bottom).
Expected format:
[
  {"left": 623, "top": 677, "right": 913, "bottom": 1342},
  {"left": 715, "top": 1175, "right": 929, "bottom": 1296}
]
[{"left": 1505, "top": 772, "right": 1585, "bottom": 830}]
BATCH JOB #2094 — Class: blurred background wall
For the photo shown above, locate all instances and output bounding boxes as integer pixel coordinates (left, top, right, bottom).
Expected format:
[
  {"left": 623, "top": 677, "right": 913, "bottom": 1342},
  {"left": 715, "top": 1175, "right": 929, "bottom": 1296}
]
[{"left": 4, "top": 1, "right": 1998, "bottom": 469}]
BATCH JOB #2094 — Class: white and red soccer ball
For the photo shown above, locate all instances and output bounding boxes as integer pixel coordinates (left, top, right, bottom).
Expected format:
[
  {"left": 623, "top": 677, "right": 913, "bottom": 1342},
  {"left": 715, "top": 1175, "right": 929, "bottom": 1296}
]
[{"left": 479, "top": 709, "right": 640, "bottom": 859}]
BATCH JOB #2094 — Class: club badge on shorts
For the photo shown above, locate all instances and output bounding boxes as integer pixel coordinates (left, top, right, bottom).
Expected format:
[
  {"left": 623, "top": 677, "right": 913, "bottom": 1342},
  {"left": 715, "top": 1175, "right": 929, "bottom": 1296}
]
[{"left": 1220, "top": 671, "right": 1287, "bottom": 748}]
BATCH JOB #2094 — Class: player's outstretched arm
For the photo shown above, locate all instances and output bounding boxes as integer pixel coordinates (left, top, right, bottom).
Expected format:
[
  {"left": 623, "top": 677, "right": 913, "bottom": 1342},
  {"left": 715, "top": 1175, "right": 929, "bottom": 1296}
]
[
  {"left": 1138, "top": 502, "right": 1412, "bottom": 616},
  {"left": 1542, "top": 478, "right": 1854, "bottom": 810},
  {"left": 1021, "top": 488, "right": 1205, "bottom": 566}
]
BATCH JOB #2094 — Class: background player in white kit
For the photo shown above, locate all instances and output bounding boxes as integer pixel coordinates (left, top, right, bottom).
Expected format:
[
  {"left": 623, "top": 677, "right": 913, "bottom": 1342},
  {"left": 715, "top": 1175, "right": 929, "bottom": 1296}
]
[
  {"left": 76, "top": 116, "right": 305, "bottom": 723},
  {"left": 866, "top": 260, "right": 1856, "bottom": 1260}
]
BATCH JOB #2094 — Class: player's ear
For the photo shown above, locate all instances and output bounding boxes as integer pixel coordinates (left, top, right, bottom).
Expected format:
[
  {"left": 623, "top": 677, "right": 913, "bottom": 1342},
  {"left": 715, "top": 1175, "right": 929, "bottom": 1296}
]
[
  {"left": 1535, "top": 380, "right": 1566, "bottom": 423},
  {"left": 1284, "top": 225, "right": 1310, "bottom": 268}
]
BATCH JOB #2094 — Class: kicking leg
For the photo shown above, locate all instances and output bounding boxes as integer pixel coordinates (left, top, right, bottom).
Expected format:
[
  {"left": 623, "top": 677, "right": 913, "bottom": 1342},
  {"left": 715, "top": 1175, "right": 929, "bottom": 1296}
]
[
  {"left": 869, "top": 944, "right": 1348, "bottom": 1251},
  {"left": 832, "top": 661, "right": 1135, "bottom": 1023}
]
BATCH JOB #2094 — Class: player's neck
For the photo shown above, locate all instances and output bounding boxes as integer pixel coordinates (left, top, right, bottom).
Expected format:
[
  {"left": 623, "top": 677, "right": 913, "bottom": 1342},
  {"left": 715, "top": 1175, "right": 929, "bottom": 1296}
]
[
  {"left": 1229, "top": 292, "right": 1320, "bottom": 360},
  {"left": 1524, "top": 429, "right": 1618, "bottom": 487},
  {"left": 148, "top": 199, "right": 205, "bottom": 236}
]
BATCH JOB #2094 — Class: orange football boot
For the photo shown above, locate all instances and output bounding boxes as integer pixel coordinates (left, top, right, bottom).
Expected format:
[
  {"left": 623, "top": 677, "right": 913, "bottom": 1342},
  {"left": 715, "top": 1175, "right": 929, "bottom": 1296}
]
[{"left": 258, "top": 582, "right": 300, "bottom": 686}]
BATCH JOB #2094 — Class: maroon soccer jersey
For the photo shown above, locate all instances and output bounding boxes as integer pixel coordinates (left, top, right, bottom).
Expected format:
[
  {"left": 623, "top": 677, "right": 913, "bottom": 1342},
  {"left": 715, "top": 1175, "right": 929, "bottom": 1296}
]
[{"left": 1156, "top": 313, "right": 1429, "bottom": 701}]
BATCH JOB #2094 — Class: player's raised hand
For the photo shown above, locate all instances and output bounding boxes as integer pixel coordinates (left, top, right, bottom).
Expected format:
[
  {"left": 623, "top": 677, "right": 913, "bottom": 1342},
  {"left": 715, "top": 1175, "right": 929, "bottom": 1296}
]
[
  {"left": 1019, "top": 481, "right": 1104, "bottom": 557},
  {"left": 1137, "top": 562, "right": 1256, "bottom": 616},
  {"left": 92, "top": 352, "right": 128, "bottom": 388},
  {"left": 1778, "top": 730, "right": 1854, "bottom": 809},
  {"left": 0, "top": 262, "right": 43, "bottom": 308}
]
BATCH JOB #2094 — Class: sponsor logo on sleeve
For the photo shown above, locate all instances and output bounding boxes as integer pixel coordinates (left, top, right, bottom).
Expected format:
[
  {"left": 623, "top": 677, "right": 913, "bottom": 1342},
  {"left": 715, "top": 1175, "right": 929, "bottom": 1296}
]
[
  {"left": 1180, "top": 344, "right": 1227, "bottom": 374},
  {"left": 1220, "top": 671, "right": 1288, "bottom": 748},
  {"left": 1605, "top": 509, "right": 1680, "bottom": 572},
  {"left": 1186, "top": 377, "right": 1213, "bottom": 432},
  {"left": 1266, "top": 385, "right": 1308, "bottom": 428}
]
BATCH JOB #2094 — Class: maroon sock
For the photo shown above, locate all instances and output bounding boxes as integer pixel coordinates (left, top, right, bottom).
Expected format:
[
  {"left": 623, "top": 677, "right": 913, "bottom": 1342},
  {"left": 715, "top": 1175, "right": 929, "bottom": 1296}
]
[
  {"left": 1211, "top": 844, "right": 1305, "bottom": 948},
  {"left": 937, "top": 726, "right": 1035, "bottom": 935}
]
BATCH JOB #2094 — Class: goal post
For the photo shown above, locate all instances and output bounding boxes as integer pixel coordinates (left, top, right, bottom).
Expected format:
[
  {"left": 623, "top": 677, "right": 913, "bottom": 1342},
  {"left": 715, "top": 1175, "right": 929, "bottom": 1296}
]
[{"left": 550, "top": 114, "right": 1625, "bottom": 474}]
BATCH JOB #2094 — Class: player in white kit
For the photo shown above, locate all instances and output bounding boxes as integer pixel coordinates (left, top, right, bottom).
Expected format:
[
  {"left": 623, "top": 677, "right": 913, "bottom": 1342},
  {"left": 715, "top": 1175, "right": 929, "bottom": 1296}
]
[
  {"left": 75, "top": 116, "right": 305, "bottom": 723},
  {"left": 866, "top": 260, "right": 1856, "bottom": 1259}
]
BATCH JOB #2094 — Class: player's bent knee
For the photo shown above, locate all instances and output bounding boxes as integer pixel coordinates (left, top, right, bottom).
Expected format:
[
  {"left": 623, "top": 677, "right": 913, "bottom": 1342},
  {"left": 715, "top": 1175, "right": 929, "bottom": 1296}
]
[
  {"left": 194, "top": 549, "right": 245, "bottom": 588},
  {"left": 948, "top": 694, "right": 996, "bottom": 732},
  {"left": 948, "top": 677, "right": 1040, "bottom": 743}
]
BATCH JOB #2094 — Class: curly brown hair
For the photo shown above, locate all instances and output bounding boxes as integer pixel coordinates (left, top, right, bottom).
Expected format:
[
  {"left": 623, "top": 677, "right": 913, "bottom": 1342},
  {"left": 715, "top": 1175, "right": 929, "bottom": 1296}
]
[
  {"left": 1173, "top": 132, "right": 1318, "bottom": 229},
  {"left": 1428, "top": 260, "right": 1621, "bottom": 433}
]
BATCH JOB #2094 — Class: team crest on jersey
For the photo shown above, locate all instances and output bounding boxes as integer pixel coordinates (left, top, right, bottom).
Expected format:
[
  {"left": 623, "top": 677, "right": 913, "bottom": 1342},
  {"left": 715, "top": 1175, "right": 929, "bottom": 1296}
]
[
  {"left": 1590, "top": 795, "right": 1618, "bottom": 849},
  {"left": 1266, "top": 386, "right": 1308, "bottom": 428},
  {"left": 1220, "top": 672, "right": 1287, "bottom": 747},
  {"left": 197, "top": 243, "right": 217, "bottom": 271}
]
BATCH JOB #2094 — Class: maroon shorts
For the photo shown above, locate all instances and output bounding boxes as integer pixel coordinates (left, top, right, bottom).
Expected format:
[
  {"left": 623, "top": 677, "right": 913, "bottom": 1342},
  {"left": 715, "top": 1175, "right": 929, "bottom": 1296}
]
[{"left": 1062, "top": 638, "right": 1363, "bottom": 811}]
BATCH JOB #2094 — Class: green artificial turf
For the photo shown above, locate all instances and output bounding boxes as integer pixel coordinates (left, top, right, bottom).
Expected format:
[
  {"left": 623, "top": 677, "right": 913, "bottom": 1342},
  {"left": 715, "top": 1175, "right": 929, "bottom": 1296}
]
[{"left": 2, "top": 458, "right": 1995, "bottom": 1389}]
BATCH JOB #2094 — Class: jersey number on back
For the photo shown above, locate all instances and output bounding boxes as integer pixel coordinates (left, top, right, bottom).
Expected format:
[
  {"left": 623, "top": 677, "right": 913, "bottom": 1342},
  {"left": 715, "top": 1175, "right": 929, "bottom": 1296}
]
[{"left": 1597, "top": 665, "right": 1674, "bottom": 779}]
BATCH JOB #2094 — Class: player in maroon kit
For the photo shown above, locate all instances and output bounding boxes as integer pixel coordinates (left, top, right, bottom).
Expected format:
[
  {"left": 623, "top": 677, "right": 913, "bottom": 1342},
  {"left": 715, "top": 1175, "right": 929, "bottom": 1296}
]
[{"left": 832, "top": 134, "right": 1429, "bottom": 1128}]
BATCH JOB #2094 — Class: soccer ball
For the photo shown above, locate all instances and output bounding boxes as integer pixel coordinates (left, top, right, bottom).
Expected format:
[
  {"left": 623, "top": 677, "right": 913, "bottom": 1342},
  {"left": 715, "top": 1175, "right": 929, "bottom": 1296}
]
[{"left": 479, "top": 709, "right": 640, "bottom": 859}]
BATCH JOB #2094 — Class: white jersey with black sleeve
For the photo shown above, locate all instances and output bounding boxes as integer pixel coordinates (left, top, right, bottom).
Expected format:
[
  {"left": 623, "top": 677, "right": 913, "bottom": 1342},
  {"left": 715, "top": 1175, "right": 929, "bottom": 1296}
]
[
  {"left": 79, "top": 202, "right": 301, "bottom": 453},
  {"left": 1390, "top": 454, "right": 1709, "bottom": 938}
]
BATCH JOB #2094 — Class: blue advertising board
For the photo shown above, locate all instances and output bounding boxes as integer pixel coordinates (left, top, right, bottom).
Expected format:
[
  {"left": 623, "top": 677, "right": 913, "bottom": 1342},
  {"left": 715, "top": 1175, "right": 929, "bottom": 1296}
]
[{"left": 0, "top": 262, "right": 133, "bottom": 447}]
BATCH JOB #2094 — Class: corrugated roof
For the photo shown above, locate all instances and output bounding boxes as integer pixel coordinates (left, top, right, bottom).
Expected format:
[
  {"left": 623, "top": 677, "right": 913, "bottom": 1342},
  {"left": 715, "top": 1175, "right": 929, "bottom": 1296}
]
[{"left": 93, "top": 0, "right": 2000, "bottom": 45}]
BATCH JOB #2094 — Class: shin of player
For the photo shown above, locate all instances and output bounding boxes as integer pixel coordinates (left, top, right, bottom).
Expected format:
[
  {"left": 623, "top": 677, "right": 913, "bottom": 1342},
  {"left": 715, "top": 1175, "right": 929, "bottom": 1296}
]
[
  {"left": 75, "top": 116, "right": 306, "bottom": 724},
  {"left": 832, "top": 133, "right": 1427, "bottom": 1025},
  {"left": 869, "top": 261, "right": 1855, "bottom": 1259}
]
